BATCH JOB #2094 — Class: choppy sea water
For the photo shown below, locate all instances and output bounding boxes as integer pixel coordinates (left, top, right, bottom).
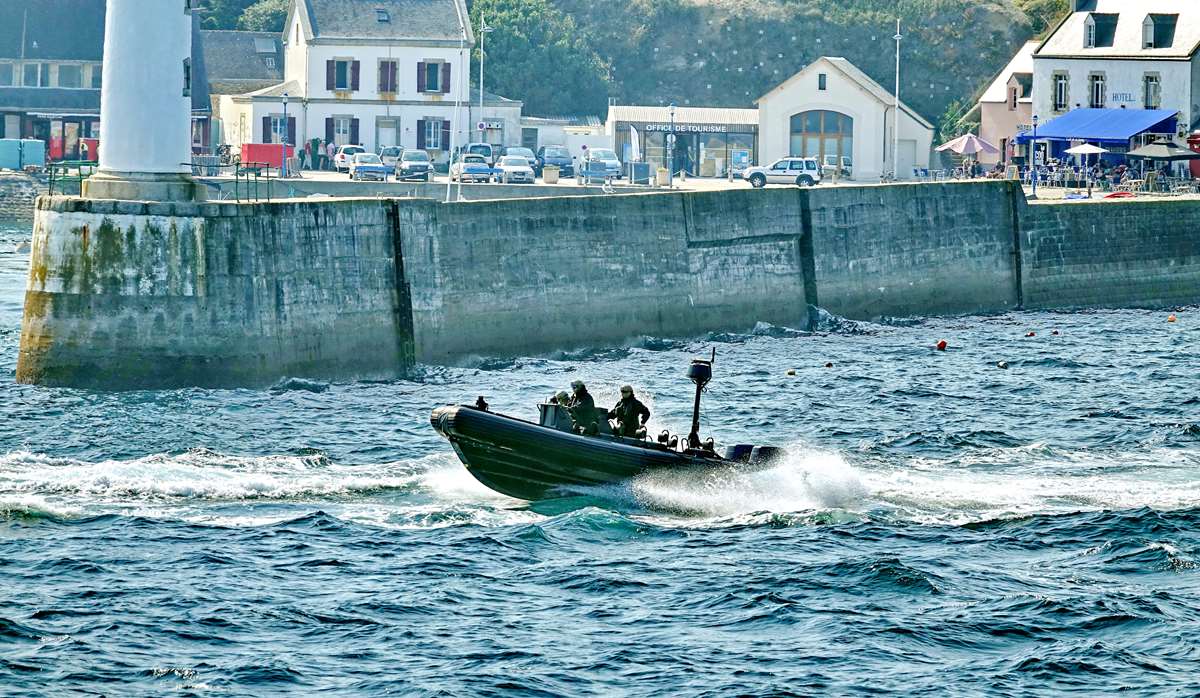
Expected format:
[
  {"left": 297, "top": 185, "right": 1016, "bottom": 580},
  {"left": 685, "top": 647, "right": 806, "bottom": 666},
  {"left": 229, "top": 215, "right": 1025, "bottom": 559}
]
[{"left": 2, "top": 216, "right": 1200, "bottom": 696}]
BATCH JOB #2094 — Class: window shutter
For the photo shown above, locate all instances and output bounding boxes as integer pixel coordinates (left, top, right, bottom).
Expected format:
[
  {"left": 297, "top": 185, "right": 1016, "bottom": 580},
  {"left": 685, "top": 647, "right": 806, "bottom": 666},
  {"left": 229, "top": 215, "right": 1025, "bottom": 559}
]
[
  {"left": 326, "top": 60, "right": 335, "bottom": 91},
  {"left": 325, "top": 117, "right": 334, "bottom": 143},
  {"left": 441, "top": 120, "right": 451, "bottom": 151},
  {"left": 351, "top": 61, "right": 360, "bottom": 91},
  {"left": 287, "top": 117, "right": 296, "bottom": 146},
  {"left": 442, "top": 63, "right": 451, "bottom": 94},
  {"left": 350, "top": 118, "right": 359, "bottom": 145},
  {"left": 378, "top": 62, "right": 386, "bottom": 93},
  {"left": 390, "top": 62, "right": 399, "bottom": 93},
  {"left": 416, "top": 119, "right": 426, "bottom": 149},
  {"left": 262, "top": 116, "right": 271, "bottom": 143},
  {"left": 417, "top": 62, "right": 426, "bottom": 92}
]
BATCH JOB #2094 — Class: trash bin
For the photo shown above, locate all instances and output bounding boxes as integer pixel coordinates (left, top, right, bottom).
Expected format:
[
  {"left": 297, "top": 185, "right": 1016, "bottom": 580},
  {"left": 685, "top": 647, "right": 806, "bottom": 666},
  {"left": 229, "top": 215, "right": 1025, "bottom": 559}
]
[
  {"left": 543, "top": 165, "right": 559, "bottom": 185},
  {"left": 656, "top": 167, "right": 669, "bottom": 187}
]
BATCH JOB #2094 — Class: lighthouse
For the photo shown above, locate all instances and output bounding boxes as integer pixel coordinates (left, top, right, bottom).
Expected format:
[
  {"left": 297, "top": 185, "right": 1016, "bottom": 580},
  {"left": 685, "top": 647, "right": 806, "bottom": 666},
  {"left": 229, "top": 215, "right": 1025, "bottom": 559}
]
[{"left": 83, "top": 0, "right": 197, "bottom": 201}]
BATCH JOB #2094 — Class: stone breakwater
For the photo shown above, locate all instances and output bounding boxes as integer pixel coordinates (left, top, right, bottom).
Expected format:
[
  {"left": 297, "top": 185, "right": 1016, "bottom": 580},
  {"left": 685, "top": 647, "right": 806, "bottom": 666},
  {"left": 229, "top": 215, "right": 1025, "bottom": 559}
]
[
  {"left": 15, "top": 182, "right": 1200, "bottom": 389},
  {"left": 0, "top": 171, "right": 46, "bottom": 221}
]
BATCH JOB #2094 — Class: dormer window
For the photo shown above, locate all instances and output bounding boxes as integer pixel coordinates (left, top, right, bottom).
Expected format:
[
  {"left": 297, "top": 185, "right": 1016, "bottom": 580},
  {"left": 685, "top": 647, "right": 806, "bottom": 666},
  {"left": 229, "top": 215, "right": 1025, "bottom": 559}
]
[
  {"left": 1143, "top": 14, "right": 1178, "bottom": 49},
  {"left": 376, "top": 9, "right": 390, "bottom": 23},
  {"left": 1084, "top": 13, "right": 1118, "bottom": 49}
]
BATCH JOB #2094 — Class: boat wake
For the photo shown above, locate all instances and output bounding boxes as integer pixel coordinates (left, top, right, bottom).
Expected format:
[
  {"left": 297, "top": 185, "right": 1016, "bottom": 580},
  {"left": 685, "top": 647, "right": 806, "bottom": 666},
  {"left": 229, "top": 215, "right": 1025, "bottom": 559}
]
[{"left": 4, "top": 441, "right": 1200, "bottom": 530}]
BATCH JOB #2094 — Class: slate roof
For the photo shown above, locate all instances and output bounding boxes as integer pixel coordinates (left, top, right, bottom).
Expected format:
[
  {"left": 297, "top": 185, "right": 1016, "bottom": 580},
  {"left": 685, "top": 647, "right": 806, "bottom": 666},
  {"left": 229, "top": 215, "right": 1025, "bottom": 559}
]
[
  {"left": 1038, "top": 0, "right": 1200, "bottom": 59},
  {"left": 0, "top": 0, "right": 105, "bottom": 61},
  {"left": 301, "top": 0, "right": 470, "bottom": 42},
  {"left": 201, "top": 30, "right": 283, "bottom": 95}
]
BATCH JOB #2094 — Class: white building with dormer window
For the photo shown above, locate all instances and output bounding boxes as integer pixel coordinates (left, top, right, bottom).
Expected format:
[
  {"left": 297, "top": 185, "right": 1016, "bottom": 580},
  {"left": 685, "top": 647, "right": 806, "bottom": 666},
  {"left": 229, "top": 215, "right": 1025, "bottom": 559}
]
[
  {"left": 215, "top": 0, "right": 521, "bottom": 164},
  {"left": 1032, "top": 0, "right": 1200, "bottom": 134}
]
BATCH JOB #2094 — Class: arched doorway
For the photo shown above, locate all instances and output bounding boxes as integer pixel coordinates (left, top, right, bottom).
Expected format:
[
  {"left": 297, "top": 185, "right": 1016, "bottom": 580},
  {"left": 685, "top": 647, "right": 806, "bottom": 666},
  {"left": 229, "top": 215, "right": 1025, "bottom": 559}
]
[{"left": 789, "top": 110, "right": 853, "bottom": 167}]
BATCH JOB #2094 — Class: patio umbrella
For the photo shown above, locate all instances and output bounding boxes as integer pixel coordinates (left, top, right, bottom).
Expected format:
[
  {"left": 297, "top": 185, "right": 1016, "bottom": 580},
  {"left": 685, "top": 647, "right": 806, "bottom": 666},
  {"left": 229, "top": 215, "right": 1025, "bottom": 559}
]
[
  {"left": 1065, "top": 144, "right": 1107, "bottom": 156},
  {"left": 1065, "top": 144, "right": 1108, "bottom": 195},
  {"left": 1125, "top": 140, "right": 1200, "bottom": 161},
  {"left": 936, "top": 133, "right": 1001, "bottom": 156}
]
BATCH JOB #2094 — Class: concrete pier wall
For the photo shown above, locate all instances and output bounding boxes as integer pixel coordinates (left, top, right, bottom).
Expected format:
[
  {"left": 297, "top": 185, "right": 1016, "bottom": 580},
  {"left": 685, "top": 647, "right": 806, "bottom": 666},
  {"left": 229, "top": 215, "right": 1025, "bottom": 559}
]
[
  {"left": 807, "top": 182, "right": 1022, "bottom": 318},
  {"left": 17, "top": 181, "right": 1200, "bottom": 389},
  {"left": 401, "top": 188, "right": 812, "bottom": 361},
  {"left": 1020, "top": 198, "right": 1200, "bottom": 310},
  {"left": 17, "top": 197, "right": 413, "bottom": 388}
]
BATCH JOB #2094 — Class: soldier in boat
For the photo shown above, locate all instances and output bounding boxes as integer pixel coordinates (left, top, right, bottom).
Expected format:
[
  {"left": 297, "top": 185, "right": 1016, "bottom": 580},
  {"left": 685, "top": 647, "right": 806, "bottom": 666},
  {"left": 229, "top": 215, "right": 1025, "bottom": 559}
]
[
  {"left": 609, "top": 385, "right": 650, "bottom": 438},
  {"left": 567, "top": 380, "right": 598, "bottom": 435}
]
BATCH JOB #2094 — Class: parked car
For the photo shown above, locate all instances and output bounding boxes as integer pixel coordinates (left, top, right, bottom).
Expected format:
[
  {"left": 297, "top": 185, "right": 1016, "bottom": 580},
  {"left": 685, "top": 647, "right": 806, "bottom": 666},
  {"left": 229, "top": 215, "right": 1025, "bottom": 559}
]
[
  {"left": 462, "top": 142, "right": 496, "bottom": 166},
  {"left": 821, "top": 154, "right": 852, "bottom": 179},
  {"left": 501, "top": 146, "right": 536, "bottom": 162},
  {"left": 450, "top": 153, "right": 494, "bottom": 182},
  {"left": 581, "top": 147, "right": 622, "bottom": 180},
  {"left": 394, "top": 149, "right": 433, "bottom": 181},
  {"left": 379, "top": 146, "right": 403, "bottom": 169},
  {"left": 349, "top": 152, "right": 389, "bottom": 181},
  {"left": 743, "top": 157, "right": 822, "bottom": 188},
  {"left": 534, "top": 145, "right": 573, "bottom": 177},
  {"left": 494, "top": 155, "right": 535, "bottom": 183},
  {"left": 333, "top": 144, "right": 365, "bottom": 172}
]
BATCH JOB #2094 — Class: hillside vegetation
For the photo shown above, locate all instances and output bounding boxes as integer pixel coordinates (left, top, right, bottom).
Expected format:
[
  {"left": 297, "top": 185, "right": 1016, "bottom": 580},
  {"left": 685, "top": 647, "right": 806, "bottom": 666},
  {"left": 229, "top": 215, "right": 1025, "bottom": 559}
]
[{"left": 207, "top": 0, "right": 1070, "bottom": 131}]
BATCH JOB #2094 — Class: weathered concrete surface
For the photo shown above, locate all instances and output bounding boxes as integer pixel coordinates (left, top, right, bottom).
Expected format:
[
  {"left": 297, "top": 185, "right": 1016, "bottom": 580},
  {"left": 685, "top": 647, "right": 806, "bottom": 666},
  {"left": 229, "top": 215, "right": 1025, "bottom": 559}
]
[
  {"left": 17, "top": 196, "right": 413, "bottom": 389},
  {"left": 1021, "top": 198, "right": 1200, "bottom": 309},
  {"left": 807, "top": 181, "right": 1022, "bottom": 319},
  {"left": 401, "top": 188, "right": 812, "bottom": 362},
  {"left": 19, "top": 182, "right": 1200, "bottom": 389}
]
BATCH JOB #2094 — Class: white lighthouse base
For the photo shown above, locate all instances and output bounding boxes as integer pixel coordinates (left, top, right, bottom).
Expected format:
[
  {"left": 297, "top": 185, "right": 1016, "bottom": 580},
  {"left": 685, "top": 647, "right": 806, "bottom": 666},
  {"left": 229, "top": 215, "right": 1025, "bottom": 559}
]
[{"left": 83, "top": 171, "right": 200, "bottom": 202}]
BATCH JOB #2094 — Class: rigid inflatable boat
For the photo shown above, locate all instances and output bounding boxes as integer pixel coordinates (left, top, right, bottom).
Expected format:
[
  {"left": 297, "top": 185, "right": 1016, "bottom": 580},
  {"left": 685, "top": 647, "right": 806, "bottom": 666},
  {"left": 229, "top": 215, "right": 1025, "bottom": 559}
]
[{"left": 431, "top": 353, "right": 785, "bottom": 501}]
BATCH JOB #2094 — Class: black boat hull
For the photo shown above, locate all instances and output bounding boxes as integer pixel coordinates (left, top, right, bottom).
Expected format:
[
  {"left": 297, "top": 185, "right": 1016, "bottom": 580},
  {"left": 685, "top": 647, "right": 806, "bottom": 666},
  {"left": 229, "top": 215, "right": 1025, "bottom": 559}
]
[{"left": 431, "top": 405, "right": 727, "bottom": 501}]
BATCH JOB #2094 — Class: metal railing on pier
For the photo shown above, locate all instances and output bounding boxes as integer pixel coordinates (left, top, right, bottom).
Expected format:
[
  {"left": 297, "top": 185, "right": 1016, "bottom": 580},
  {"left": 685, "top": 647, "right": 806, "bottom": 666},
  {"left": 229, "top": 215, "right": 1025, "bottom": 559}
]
[{"left": 47, "top": 160, "right": 97, "bottom": 196}]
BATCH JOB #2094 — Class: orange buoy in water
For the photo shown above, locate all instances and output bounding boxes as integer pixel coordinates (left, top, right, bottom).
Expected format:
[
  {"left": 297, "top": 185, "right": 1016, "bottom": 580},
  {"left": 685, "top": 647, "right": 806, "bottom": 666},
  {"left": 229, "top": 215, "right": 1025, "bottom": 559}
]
[
  {"left": 1168, "top": 314, "right": 1178, "bottom": 323},
  {"left": 936, "top": 339, "right": 948, "bottom": 351},
  {"left": 1026, "top": 331, "right": 1036, "bottom": 337}
]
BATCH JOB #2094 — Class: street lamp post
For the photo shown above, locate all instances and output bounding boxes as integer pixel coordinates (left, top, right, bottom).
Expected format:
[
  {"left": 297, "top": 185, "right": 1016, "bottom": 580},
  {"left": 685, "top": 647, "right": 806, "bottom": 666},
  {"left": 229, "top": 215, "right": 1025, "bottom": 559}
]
[
  {"left": 668, "top": 102, "right": 676, "bottom": 189},
  {"left": 1031, "top": 114, "right": 1039, "bottom": 200},
  {"left": 281, "top": 92, "right": 289, "bottom": 179},
  {"left": 478, "top": 16, "right": 493, "bottom": 143},
  {"left": 893, "top": 20, "right": 901, "bottom": 181}
]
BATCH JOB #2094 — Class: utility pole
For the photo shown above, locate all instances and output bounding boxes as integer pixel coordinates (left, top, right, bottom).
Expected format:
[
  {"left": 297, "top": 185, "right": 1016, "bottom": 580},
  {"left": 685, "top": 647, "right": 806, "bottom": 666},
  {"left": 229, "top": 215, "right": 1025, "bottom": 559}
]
[
  {"left": 478, "top": 15, "right": 493, "bottom": 143},
  {"left": 893, "top": 19, "right": 902, "bottom": 182}
]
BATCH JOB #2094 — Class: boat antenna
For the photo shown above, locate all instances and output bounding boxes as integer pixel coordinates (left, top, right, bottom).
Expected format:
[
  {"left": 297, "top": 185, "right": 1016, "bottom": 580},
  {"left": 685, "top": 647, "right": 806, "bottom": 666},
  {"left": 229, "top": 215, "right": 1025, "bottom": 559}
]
[{"left": 686, "top": 349, "right": 715, "bottom": 449}]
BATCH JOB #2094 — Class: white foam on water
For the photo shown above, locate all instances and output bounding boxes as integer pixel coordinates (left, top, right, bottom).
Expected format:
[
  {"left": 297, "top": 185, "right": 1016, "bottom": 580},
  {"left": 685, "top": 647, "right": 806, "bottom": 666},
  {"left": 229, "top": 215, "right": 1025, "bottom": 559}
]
[
  {"left": 861, "top": 446, "right": 1200, "bottom": 524},
  {"left": 0, "top": 449, "right": 546, "bottom": 529},
  {"left": 630, "top": 445, "right": 869, "bottom": 519}
]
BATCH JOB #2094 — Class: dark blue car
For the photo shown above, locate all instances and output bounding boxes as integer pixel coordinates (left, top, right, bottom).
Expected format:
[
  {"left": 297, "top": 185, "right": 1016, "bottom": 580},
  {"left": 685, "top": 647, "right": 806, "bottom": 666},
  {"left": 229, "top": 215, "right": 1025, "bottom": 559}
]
[{"left": 535, "top": 145, "right": 574, "bottom": 178}]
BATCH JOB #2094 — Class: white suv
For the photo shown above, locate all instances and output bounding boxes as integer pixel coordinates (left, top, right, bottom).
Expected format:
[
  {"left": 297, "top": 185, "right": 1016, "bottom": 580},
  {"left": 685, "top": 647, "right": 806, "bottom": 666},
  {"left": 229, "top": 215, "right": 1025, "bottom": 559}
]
[{"left": 743, "top": 157, "right": 822, "bottom": 188}]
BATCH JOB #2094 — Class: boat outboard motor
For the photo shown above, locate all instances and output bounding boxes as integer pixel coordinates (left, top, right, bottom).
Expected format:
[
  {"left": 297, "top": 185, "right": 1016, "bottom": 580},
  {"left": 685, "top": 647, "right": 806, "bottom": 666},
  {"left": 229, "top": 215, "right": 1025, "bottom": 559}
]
[{"left": 686, "top": 351, "right": 714, "bottom": 449}]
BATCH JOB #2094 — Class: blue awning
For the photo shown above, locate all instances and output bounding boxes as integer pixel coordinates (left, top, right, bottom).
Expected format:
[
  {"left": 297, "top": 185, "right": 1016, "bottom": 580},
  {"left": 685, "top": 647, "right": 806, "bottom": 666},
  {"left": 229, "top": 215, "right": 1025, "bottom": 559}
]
[{"left": 1015, "top": 108, "right": 1178, "bottom": 144}]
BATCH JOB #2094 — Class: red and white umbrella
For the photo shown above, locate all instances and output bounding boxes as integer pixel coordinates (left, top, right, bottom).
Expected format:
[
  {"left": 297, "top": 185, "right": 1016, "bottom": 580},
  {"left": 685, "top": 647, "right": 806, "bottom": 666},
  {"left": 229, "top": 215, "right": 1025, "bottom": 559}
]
[{"left": 936, "top": 133, "right": 1000, "bottom": 156}]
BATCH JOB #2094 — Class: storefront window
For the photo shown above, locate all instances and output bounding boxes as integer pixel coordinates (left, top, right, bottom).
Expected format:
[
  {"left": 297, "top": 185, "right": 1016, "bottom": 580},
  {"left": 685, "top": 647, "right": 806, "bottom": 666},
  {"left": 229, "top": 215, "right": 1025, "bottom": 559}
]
[
  {"left": 789, "top": 110, "right": 853, "bottom": 164},
  {"left": 727, "top": 132, "right": 755, "bottom": 169},
  {"left": 0, "top": 63, "right": 12, "bottom": 87},
  {"left": 645, "top": 131, "right": 666, "bottom": 170},
  {"left": 699, "top": 134, "right": 727, "bottom": 176}
]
